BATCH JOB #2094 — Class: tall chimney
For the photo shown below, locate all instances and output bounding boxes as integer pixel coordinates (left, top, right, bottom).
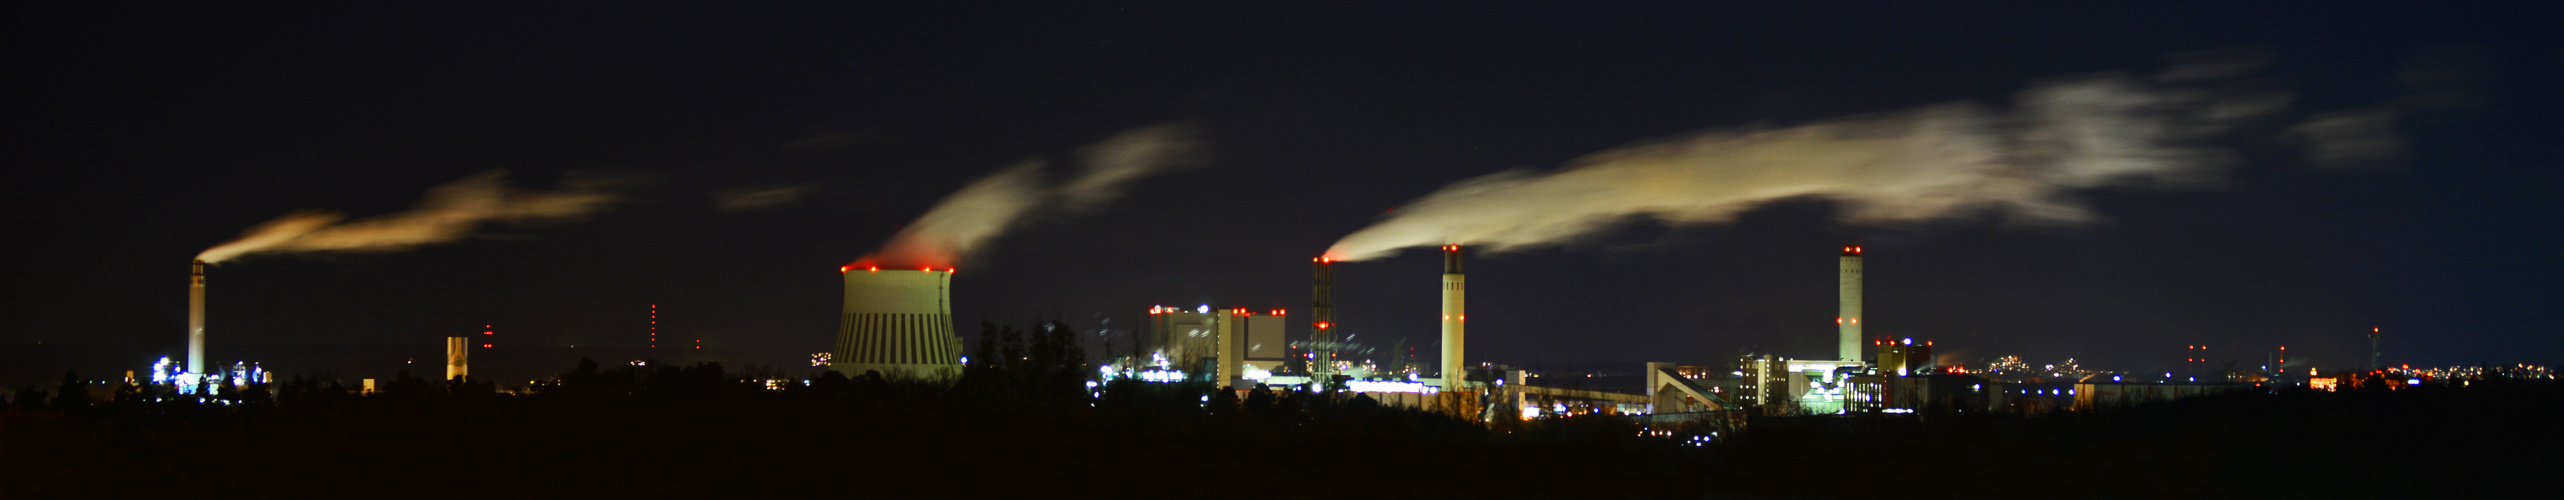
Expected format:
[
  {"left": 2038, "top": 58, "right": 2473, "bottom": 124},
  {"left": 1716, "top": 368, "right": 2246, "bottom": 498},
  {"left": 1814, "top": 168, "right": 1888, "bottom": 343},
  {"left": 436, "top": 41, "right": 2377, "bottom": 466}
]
[
  {"left": 2368, "top": 327, "right": 2382, "bottom": 371},
  {"left": 1440, "top": 245, "right": 1465, "bottom": 388},
  {"left": 1311, "top": 257, "right": 1336, "bottom": 380},
  {"left": 1838, "top": 246, "right": 1862, "bottom": 362},
  {"left": 188, "top": 260, "right": 207, "bottom": 374}
]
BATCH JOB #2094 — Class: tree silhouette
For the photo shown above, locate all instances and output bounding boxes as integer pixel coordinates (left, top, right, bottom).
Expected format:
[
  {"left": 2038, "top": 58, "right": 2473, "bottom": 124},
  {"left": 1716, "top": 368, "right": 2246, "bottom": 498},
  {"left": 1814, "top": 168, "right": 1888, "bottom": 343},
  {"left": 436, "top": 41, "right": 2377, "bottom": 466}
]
[{"left": 52, "top": 370, "right": 89, "bottom": 411}]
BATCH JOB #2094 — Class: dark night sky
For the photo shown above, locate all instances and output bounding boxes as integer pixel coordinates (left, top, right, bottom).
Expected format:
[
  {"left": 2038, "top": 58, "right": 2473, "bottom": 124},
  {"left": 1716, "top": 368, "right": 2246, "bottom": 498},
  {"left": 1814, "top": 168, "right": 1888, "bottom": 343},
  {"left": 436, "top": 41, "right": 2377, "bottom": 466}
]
[{"left": 6, "top": 3, "right": 2559, "bottom": 387}]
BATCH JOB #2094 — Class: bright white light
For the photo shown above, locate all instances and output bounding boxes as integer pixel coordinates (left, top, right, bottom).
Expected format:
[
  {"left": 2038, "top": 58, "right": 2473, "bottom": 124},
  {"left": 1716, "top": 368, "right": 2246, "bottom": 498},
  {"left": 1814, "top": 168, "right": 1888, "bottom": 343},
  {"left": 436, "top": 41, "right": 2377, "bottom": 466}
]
[
  {"left": 1347, "top": 380, "right": 1429, "bottom": 393},
  {"left": 1198, "top": 305, "right": 1210, "bottom": 314},
  {"left": 2407, "top": 378, "right": 2422, "bottom": 385}
]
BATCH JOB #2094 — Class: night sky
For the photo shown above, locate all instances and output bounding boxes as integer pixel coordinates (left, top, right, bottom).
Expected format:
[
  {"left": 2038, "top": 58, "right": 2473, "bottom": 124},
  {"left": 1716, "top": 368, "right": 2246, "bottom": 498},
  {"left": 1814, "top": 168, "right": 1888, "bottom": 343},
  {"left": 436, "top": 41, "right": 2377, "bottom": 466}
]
[{"left": 7, "top": 3, "right": 2559, "bottom": 387}]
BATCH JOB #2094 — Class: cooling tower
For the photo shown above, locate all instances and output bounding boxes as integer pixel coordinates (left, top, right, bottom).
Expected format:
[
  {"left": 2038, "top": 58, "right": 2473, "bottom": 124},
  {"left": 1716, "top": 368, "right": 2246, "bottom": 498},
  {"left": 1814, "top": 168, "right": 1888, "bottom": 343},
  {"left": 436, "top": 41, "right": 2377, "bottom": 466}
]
[
  {"left": 188, "top": 260, "right": 206, "bottom": 374},
  {"left": 1838, "top": 246, "right": 1862, "bottom": 361},
  {"left": 832, "top": 267, "right": 962, "bottom": 380},
  {"left": 1440, "top": 245, "right": 1465, "bottom": 387}
]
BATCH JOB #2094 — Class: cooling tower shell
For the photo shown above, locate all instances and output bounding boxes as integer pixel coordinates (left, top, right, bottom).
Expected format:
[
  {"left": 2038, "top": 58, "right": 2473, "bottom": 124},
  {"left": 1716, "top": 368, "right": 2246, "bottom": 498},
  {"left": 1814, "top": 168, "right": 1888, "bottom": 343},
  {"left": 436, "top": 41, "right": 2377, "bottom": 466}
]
[{"left": 831, "top": 269, "right": 962, "bottom": 380}]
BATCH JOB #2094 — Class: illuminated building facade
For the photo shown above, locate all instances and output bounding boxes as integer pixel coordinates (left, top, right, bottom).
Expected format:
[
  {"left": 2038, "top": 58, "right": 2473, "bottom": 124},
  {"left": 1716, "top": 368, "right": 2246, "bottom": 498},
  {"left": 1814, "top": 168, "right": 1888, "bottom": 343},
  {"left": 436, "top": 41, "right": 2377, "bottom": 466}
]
[
  {"left": 1873, "top": 337, "right": 1933, "bottom": 377},
  {"left": 1150, "top": 305, "right": 1289, "bottom": 386}
]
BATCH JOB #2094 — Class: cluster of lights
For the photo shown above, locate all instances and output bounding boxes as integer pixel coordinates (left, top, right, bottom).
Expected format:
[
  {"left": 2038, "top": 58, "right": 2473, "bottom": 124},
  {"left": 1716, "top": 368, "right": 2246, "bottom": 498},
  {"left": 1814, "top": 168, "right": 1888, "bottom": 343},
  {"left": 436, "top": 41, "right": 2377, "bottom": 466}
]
[
  {"left": 2386, "top": 363, "right": 2553, "bottom": 380},
  {"left": 1344, "top": 380, "right": 1434, "bottom": 393},
  {"left": 836, "top": 264, "right": 956, "bottom": 273},
  {"left": 1132, "top": 369, "right": 1186, "bottom": 383},
  {"left": 147, "top": 356, "right": 273, "bottom": 398}
]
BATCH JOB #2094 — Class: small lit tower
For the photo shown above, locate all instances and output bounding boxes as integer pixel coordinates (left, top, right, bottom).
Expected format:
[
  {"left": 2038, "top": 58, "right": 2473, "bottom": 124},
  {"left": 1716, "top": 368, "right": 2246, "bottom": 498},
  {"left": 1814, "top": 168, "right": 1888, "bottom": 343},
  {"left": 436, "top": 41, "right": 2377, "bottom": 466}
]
[
  {"left": 1838, "top": 246, "right": 1862, "bottom": 362},
  {"left": 650, "top": 304, "right": 659, "bottom": 349}
]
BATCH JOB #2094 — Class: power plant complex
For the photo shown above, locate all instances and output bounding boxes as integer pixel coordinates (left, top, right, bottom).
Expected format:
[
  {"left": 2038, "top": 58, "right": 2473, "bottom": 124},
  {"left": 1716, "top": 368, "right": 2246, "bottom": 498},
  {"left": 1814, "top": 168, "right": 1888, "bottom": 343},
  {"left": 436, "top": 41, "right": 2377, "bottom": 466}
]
[{"left": 136, "top": 240, "right": 2401, "bottom": 421}]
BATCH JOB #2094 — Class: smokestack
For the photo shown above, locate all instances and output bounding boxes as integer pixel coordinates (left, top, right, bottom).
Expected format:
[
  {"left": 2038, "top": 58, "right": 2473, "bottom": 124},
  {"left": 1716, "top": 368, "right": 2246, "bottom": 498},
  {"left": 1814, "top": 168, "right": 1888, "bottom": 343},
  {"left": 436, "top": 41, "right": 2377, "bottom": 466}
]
[
  {"left": 1839, "top": 246, "right": 1862, "bottom": 362},
  {"left": 1440, "top": 245, "right": 1465, "bottom": 387},
  {"left": 445, "top": 336, "right": 469, "bottom": 382},
  {"left": 188, "top": 260, "right": 206, "bottom": 374},
  {"left": 831, "top": 266, "right": 963, "bottom": 380},
  {"left": 1311, "top": 257, "right": 1336, "bottom": 380},
  {"left": 2368, "top": 327, "right": 2382, "bottom": 371}
]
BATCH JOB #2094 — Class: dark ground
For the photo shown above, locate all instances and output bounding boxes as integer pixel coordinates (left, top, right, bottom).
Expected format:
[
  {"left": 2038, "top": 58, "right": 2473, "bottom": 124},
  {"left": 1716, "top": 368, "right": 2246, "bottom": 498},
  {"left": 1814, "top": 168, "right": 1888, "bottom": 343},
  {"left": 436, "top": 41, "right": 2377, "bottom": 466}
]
[{"left": 4, "top": 358, "right": 2555, "bottom": 499}]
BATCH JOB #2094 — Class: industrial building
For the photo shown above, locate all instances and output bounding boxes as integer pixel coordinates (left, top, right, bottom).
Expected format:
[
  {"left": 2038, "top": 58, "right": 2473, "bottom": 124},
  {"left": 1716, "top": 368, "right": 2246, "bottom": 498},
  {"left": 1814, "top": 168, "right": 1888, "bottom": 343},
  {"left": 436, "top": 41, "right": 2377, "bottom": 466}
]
[{"left": 1146, "top": 305, "right": 1287, "bottom": 385}]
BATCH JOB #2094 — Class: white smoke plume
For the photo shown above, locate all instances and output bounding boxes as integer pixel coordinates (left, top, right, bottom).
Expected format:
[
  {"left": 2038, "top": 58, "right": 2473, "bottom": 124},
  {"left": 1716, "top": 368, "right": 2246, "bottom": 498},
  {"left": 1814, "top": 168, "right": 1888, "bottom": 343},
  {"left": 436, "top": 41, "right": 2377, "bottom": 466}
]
[
  {"left": 863, "top": 123, "right": 1202, "bottom": 267},
  {"left": 1326, "top": 70, "right": 2304, "bottom": 261},
  {"left": 712, "top": 184, "right": 820, "bottom": 211},
  {"left": 196, "top": 170, "right": 642, "bottom": 263}
]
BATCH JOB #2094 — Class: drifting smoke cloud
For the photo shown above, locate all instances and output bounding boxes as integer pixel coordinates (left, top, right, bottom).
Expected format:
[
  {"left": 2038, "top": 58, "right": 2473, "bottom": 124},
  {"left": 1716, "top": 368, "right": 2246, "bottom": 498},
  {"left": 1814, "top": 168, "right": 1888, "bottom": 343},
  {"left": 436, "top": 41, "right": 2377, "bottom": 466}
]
[
  {"left": 712, "top": 184, "right": 819, "bottom": 211},
  {"left": 196, "top": 170, "right": 644, "bottom": 263},
  {"left": 1326, "top": 65, "right": 2326, "bottom": 261},
  {"left": 864, "top": 123, "right": 1203, "bottom": 267}
]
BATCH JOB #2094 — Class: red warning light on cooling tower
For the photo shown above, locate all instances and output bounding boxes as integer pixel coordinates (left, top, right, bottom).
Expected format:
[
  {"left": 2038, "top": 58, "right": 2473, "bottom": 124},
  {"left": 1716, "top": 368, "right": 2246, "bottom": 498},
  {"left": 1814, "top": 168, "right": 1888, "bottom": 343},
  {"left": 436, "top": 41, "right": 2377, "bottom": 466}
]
[{"left": 1316, "top": 322, "right": 1331, "bottom": 330}]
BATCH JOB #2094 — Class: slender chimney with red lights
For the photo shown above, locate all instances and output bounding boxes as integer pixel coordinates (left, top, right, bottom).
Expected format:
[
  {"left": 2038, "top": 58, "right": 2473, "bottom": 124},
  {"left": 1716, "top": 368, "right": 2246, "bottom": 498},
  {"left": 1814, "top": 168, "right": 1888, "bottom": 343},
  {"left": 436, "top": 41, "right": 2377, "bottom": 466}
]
[
  {"left": 1311, "top": 256, "right": 1336, "bottom": 381},
  {"left": 188, "top": 260, "right": 207, "bottom": 375},
  {"left": 1440, "top": 245, "right": 1466, "bottom": 388},
  {"left": 1838, "top": 245, "right": 1862, "bottom": 361}
]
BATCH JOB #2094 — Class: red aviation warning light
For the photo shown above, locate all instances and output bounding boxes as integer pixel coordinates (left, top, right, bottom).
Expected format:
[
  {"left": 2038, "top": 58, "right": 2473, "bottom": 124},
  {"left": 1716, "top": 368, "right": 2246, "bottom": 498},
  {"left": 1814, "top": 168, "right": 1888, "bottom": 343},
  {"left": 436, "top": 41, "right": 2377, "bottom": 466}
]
[
  {"left": 1315, "top": 321, "right": 1331, "bottom": 330},
  {"left": 1844, "top": 245, "right": 1862, "bottom": 256}
]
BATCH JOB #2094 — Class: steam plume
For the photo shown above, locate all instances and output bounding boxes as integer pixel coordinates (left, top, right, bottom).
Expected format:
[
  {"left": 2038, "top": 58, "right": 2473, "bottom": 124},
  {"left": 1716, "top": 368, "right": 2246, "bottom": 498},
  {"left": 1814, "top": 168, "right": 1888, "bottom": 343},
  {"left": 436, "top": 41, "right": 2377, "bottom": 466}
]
[
  {"left": 1326, "top": 69, "right": 2307, "bottom": 261},
  {"left": 863, "top": 123, "right": 1202, "bottom": 267},
  {"left": 197, "top": 170, "right": 641, "bottom": 263}
]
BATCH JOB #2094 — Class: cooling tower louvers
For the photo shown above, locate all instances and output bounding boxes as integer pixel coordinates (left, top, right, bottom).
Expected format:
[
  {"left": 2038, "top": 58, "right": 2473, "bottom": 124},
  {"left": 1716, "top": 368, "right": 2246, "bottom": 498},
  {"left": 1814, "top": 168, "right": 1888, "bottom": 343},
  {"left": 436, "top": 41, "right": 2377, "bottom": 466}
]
[{"left": 831, "top": 269, "right": 962, "bottom": 380}]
